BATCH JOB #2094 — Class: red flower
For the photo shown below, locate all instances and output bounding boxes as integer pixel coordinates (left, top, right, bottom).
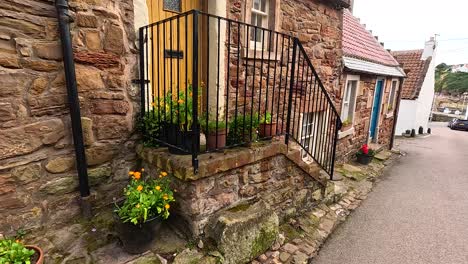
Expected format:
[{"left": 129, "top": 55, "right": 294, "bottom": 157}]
[{"left": 361, "top": 144, "right": 369, "bottom": 155}]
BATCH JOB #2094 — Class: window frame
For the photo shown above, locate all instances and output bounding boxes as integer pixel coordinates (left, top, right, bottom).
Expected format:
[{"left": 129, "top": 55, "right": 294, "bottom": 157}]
[
  {"left": 162, "top": 0, "right": 182, "bottom": 13},
  {"left": 340, "top": 75, "right": 360, "bottom": 129},
  {"left": 298, "top": 112, "right": 316, "bottom": 163},
  {"left": 250, "top": 0, "right": 269, "bottom": 49},
  {"left": 243, "top": 0, "right": 280, "bottom": 53}
]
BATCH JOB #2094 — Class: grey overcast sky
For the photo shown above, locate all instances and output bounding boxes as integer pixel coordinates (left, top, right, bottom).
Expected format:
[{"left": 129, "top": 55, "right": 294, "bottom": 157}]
[{"left": 353, "top": 0, "right": 468, "bottom": 66}]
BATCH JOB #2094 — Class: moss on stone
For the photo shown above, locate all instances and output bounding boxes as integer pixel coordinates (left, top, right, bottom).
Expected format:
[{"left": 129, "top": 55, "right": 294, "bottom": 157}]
[
  {"left": 279, "top": 224, "right": 303, "bottom": 241},
  {"left": 250, "top": 227, "right": 278, "bottom": 258},
  {"left": 228, "top": 203, "right": 251, "bottom": 213}
]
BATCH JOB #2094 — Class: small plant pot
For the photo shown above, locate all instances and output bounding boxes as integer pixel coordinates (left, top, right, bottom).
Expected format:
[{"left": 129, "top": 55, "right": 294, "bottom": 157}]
[
  {"left": 114, "top": 214, "right": 162, "bottom": 254},
  {"left": 259, "top": 122, "right": 277, "bottom": 138},
  {"left": 26, "top": 245, "right": 44, "bottom": 264},
  {"left": 206, "top": 129, "right": 227, "bottom": 151},
  {"left": 356, "top": 153, "right": 373, "bottom": 165}
]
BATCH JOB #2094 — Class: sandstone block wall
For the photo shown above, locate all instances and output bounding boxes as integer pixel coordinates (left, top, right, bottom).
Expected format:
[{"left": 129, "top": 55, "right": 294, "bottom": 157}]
[
  {"left": 336, "top": 74, "right": 398, "bottom": 162},
  {"left": 0, "top": 0, "right": 139, "bottom": 234}
]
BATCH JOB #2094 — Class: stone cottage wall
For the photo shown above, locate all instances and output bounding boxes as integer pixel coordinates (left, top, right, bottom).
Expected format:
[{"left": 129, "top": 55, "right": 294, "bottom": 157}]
[
  {"left": 0, "top": 0, "right": 139, "bottom": 234},
  {"left": 336, "top": 74, "right": 398, "bottom": 163},
  {"left": 222, "top": 0, "right": 343, "bottom": 129}
]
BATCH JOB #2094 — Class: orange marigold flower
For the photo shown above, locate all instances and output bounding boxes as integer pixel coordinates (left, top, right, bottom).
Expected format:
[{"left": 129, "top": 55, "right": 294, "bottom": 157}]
[
  {"left": 133, "top": 172, "right": 141, "bottom": 180},
  {"left": 137, "top": 185, "right": 143, "bottom": 192},
  {"left": 178, "top": 99, "right": 184, "bottom": 104},
  {"left": 161, "top": 172, "right": 168, "bottom": 177},
  {"left": 155, "top": 186, "right": 161, "bottom": 191},
  {"left": 165, "top": 204, "right": 170, "bottom": 209},
  {"left": 163, "top": 194, "right": 168, "bottom": 200},
  {"left": 129, "top": 171, "right": 134, "bottom": 176},
  {"left": 151, "top": 102, "right": 156, "bottom": 107}
]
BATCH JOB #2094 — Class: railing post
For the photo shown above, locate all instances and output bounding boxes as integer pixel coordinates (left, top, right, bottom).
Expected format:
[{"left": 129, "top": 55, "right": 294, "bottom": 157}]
[
  {"left": 330, "top": 117, "right": 342, "bottom": 180},
  {"left": 285, "top": 38, "right": 298, "bottom": 145},
  {"left": 192, "top": 11, "right": 200, "bottom": 173},
  {"left": 139, "top": 27, "right": 146, "bottom": 118}
]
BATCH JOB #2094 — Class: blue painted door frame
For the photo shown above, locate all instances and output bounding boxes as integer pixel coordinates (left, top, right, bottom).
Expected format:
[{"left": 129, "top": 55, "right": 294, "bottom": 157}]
[{"left": 370, "top": 79, "right": 384, "bottom": 140}]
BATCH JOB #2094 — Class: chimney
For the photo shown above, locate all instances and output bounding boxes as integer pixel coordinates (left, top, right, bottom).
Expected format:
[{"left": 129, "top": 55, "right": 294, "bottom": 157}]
[
  {"left": 349, "top": 0, "right": 355, "bottom": 13},
  {"left": 422, "top": 36, "right": 437, "bottom": 60}
]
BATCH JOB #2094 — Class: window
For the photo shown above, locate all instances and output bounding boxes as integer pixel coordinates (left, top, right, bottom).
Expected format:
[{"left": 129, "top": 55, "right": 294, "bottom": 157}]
[
  {"left": 299, "top": 113, "right": 316, "bottom": 161},
  {"left": 250, "top": 0, "right": 269, "bottom": 48},
  {"left": 387, "top": 79, "right": 398, "bottom": 112},
  {"left": 341, "top": 76, "right": 359, "bottom": 126},
  {"left": 163, "top": 0, "right": 181, "bottom": 13}
]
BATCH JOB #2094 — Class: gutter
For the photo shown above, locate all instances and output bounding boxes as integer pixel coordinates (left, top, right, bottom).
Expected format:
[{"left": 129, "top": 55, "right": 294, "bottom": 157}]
[{"left": 55, "top": 0, "right": 92, "bottom": 217}]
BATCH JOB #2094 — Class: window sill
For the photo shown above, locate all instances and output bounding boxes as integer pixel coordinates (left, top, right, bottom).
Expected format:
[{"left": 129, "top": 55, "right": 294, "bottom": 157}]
[
  {"left": 338, "top": 127, "right": 355, "bottom": 139},
  {"left": 386, "top": 112, "right": 394, "bottom": 118}
]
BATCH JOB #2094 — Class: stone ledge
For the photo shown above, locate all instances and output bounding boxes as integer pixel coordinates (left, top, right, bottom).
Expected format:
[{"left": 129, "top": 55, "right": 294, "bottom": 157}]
[{"left": 137, "top": 140, "right": 325, "bottom": 184}]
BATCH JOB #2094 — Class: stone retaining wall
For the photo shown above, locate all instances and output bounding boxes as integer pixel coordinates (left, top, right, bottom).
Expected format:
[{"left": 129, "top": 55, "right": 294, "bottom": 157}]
[
  {"left": 0, "top": 0, "right": 138, "bottom": 234},
  {"left": 138, "top": 141, "right": 328, "bottom": 237}
]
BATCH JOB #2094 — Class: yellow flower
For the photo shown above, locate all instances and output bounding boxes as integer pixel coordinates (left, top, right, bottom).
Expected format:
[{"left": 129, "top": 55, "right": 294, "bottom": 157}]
[
  {"left": 165, "top": 204, "right": 170, "bottom": 209},
  {"left": 161, "top": 172, "right": 168, "bottom": 177},
  {"left": 178, "top": 99, "right": 184, "bottom": 104},
  {"left": 137, "top": 185, "right": 143, "bottom": 192},
  {"left": 163, "top": 194, "right": 168, "bottom": 200},
  {"left": 129, "top": 171, "right": 134, "bottom": 176},
  {"left": 136, "top": 204, "right": 140, "bottom": 208},
  {"left": 155, "top": 186, "right": 161, "bottom": 191},
  {"left": 133, "top": 172, "right": 141, "bottom": 180},
  {"left": 141, "top": 168, "right": 145, "bottom": 172}
]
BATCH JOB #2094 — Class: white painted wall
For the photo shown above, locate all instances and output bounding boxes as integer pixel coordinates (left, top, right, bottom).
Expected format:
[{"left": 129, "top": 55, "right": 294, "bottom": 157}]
[{"left": 395, "top": 38, "right": 436, "bottom": 135}]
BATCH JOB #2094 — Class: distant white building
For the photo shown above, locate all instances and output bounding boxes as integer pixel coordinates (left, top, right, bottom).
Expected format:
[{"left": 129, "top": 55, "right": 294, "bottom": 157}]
[
  {"left": 392, "top": 37, "right": 437, "bottom": 135},
  {"left": 451, "top": 64, "right": 468, "bottom": 73}
]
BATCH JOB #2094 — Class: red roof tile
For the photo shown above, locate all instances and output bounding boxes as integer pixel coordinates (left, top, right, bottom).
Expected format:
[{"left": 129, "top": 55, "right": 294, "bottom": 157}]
[
  {"left": 343, "top": 10, "right": 399, "bottom": 67},
  {"left": 391, "top": 50, "right": 432, "bottom": 100}
]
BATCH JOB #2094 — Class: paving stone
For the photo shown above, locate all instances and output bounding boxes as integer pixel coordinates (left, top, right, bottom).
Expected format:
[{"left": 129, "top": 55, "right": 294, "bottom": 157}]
[
  {"left": 374, "top": 150, "right": 392, "bottom": 161},
  {"left": 279, "top": 252, "right": 291, "bottom": 262},
  {"left": 342, "top": 164, "right": 362, "bottom": 173},
  {"left": 283, "top": 243, "right": 299, "bottom": 254},
  {"left": 299, "top": 243, "right": 316, "bottom": 255},
  {"left": 292, "top": 251, "right": 308, "bottom": 264}
]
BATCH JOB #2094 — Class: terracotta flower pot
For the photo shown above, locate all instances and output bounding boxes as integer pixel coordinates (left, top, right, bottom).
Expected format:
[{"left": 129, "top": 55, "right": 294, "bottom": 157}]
[
  {"left": 259, "top": 122, "right": 277, "bottom": 138},
  {"left": 26, "top": 245, "right": 44, "bottom": 264},
  {"left": 206, "top": 128, "right": 227, "bottom": 151}
]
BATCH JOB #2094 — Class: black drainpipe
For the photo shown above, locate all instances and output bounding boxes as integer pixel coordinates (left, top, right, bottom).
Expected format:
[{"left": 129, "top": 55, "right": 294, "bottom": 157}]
[
  {"left": 55, "top": 0, "right": 91, "bottom": 217},
  {"left": 389, "top": 77, "right": 405, "bottom": 150}
]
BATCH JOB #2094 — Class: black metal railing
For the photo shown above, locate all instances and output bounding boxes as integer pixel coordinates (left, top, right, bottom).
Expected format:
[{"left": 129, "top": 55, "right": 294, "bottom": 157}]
[{"left": 138, "top": 10, "right": 342, "bottom": 178}]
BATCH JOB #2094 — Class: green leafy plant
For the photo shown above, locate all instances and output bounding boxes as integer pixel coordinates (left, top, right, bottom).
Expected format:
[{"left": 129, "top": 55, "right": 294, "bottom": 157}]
[
  {"left": 0, "top": 238, "right": 35, "bottom": 264},
  {"left": 139, "top": 109, "right": 164, "bottom": 147},
  {"left": 162, "top": 84, "right": 201, "bottom": 130},
  {"left": 259, "top": 112, "right": 273, "bottom": 124},
  {"left": 342, "top": 118, "right": 351, "bottom": 127},
  {"left": 356, "top": 144, "right": 375, "bottom": 156},
  {"left": 200, "top": 116, "right": 226, "bottom": 134},
  {"left": 115, "top": 169, "right": 175, "bottom": 225},
  {"left": 227, "top": 113, "right": 260, "bottom": 145}
]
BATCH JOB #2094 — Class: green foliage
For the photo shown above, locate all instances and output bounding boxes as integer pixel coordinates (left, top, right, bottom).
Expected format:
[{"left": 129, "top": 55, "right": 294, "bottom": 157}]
[
  {"left": 227, "top": 113, "right": 260, "bottom": 145},
  {"left": 342, "top": 118, "right": 351, "bottom": 127},
  {"left": 163, "top": 84, "right": 197, "bottom": 129},
  {"left": 115, "top": 170, "right": 175, "bottom": 225},
  {"left": 435, "top": 63, "right": 468, "bottom": 94},
  {"left": 259, "top": 112, "right": 273, "bottom": 124},
  {"left": 139, "top": 110, "right": 163, "bottom": 147},
  {"left": 200, "top": 117, "right": 226, "bottom": 134},
  {"left": 0, "top": 239, "right": 35, "bottom": 264},
  {"left": 356, "top": 148, "right": 375, "bottom": 156}
]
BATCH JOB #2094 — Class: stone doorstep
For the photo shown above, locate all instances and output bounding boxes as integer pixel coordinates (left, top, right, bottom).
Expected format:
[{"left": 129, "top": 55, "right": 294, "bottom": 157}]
[{"left": 137, "top": 140, "right": 325, "bottom": 185}]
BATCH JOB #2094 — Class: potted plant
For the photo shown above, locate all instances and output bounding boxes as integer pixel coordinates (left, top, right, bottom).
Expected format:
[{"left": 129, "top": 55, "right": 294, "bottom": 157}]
[
  {"left": 0, "top": 237, "right": 44, "bottom": 264},
  {"left": 259, "top": 112, "right": 277, "bottom": 138},
  {"left": 114, "top": 169, "right": 175, "bottom": 254},
  {"left": 356, "top": 144, "right": 375, "bottom": 165},
  {"left": 227, "top": 113, "right": 260, "bottom": 146},
  {"left": 341, "top": 118, "right": 352, "bottom": 131},
  {"left": 201, "top": 118, "right": 227, "bottom": 151}
]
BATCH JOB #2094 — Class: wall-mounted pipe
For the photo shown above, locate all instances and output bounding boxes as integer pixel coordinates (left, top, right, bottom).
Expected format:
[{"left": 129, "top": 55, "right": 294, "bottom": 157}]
[{"left": 55, "top": 0, "right": 91, "bottom": 215}]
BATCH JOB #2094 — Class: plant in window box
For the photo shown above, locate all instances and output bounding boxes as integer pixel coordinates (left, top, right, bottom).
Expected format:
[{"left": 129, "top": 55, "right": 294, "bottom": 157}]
[
  {"left": 259, "top": 112, "right": 277, "bottom": 138},
  {"left": 341, "top": 118, "right": 352, "bottom": 131},
  {"left": 388, "top": 104, "right": 393, "bottom": 112},
  {"left": 355, "top": 144, "right": 375, "bottom": 165},
  {"left": 200, "top": 116, "right": 227, "bottom": 151},
  {"left": 227, "top": 113, "right": 260, "bottom": 146},
  {"left": 0, "top": 235, "right": 44, "bottom": 264},
  {"left": 114, "top": 169, "right": 175, "bottom": 254}
]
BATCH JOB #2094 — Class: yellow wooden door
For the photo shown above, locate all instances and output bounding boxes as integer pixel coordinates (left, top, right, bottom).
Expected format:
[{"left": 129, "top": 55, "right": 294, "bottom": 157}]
[{"left": 146, "top": 0, "right": 202, "bottom": 100}]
